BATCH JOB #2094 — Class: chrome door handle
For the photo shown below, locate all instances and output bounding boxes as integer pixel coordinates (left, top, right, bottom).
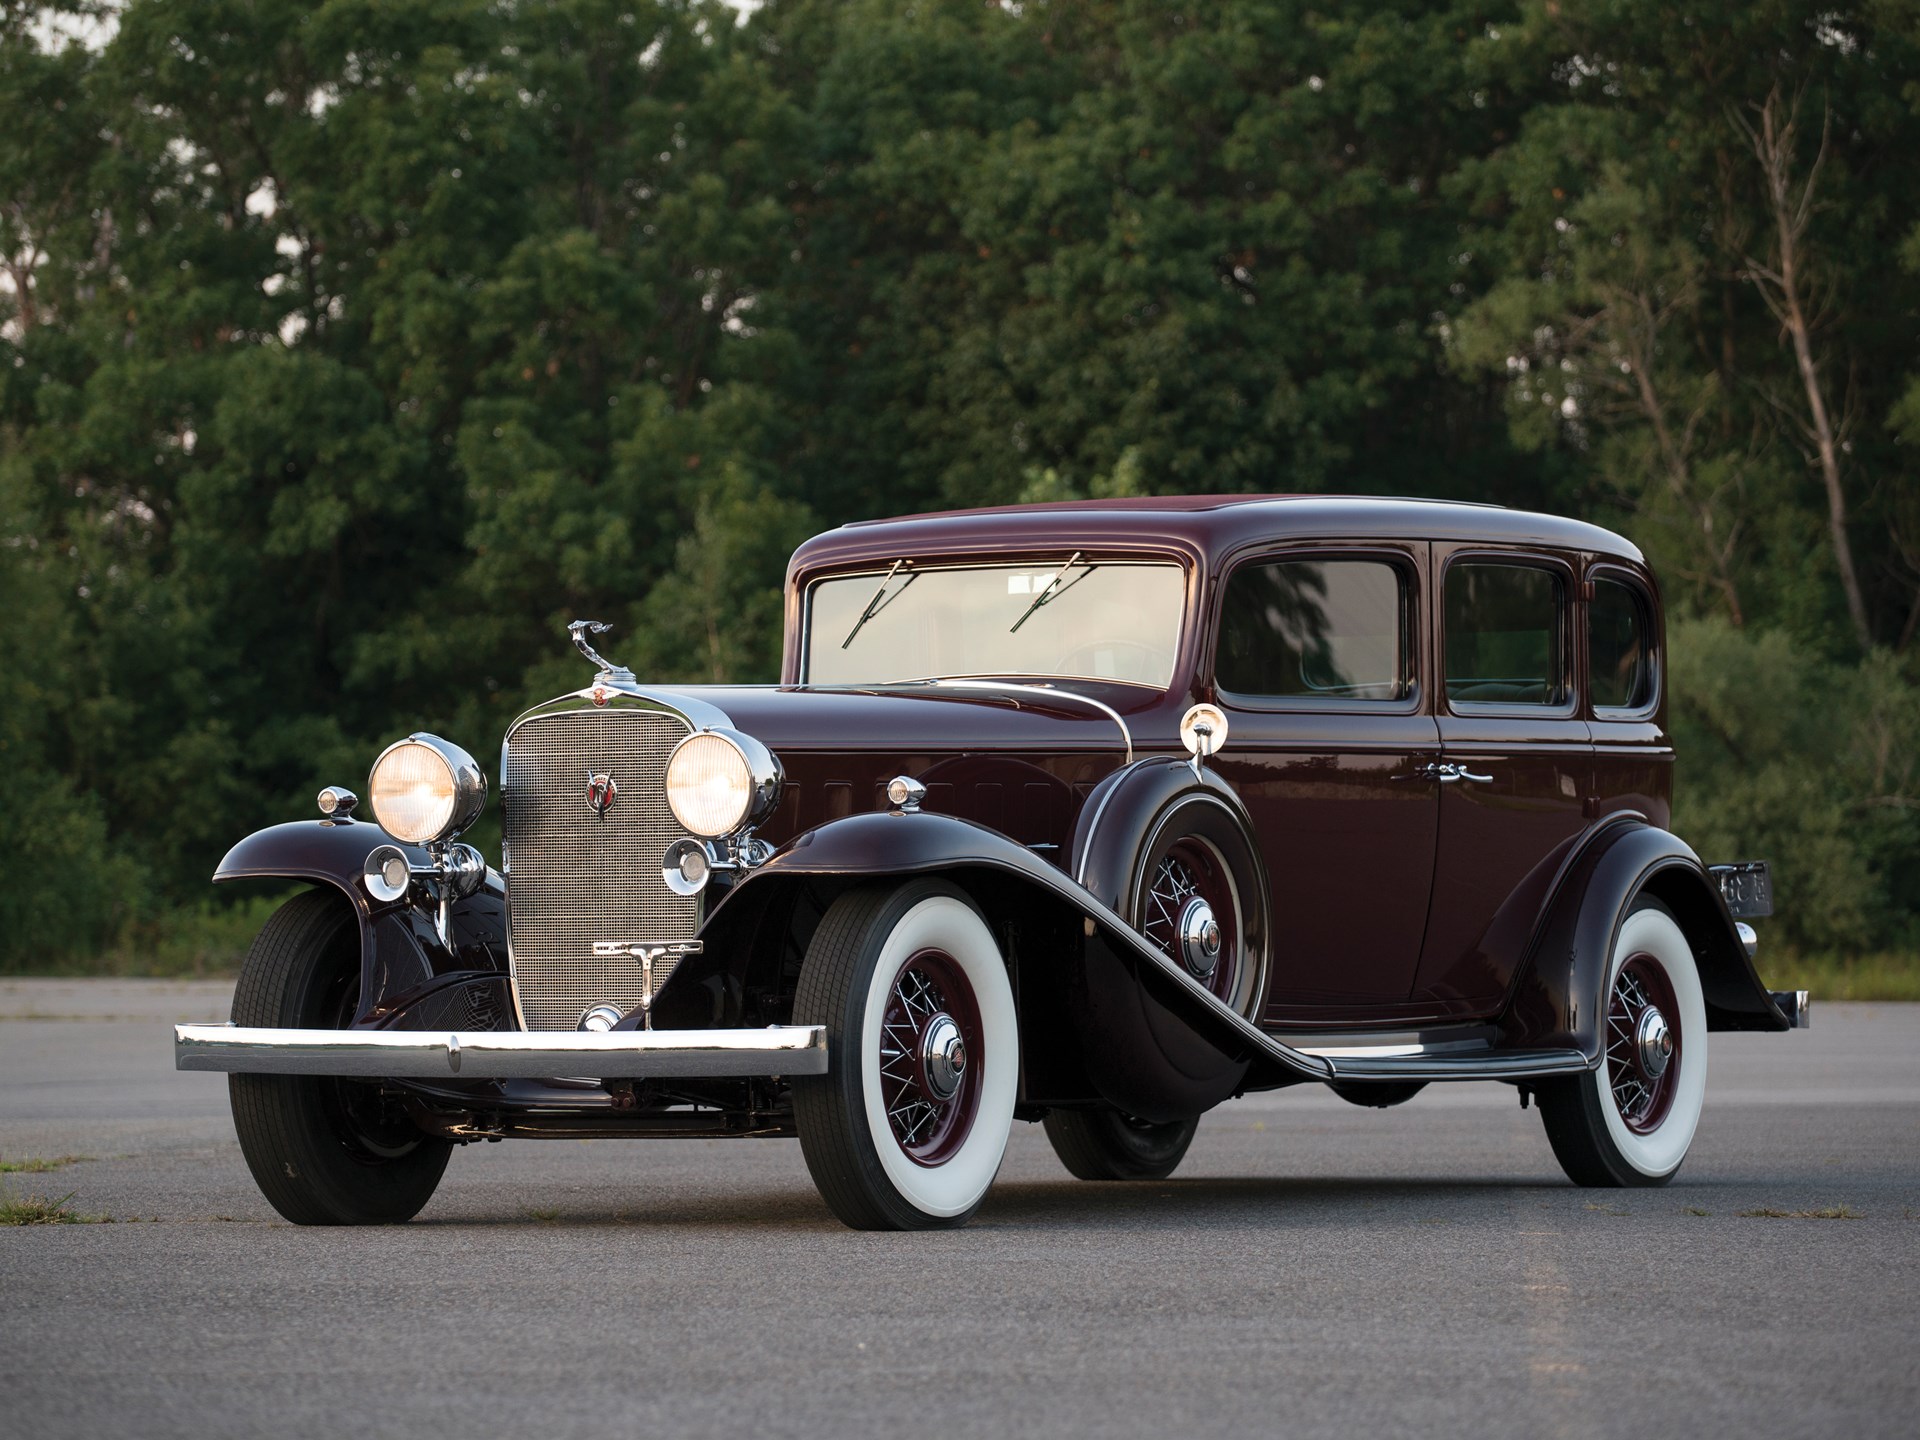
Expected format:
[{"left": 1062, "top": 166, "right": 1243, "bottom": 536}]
[{"left": 1402, "top": 762, "right": 1493, "bottom": 784}]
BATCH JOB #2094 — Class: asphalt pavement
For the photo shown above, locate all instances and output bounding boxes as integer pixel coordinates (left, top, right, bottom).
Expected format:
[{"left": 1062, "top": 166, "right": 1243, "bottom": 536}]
[{"left": 2, "top": 979, "right": 1916, "bottom": 1440}]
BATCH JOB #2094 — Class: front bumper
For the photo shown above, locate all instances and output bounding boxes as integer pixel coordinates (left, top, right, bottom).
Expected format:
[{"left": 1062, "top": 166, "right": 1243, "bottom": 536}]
[{"left": 174, "top": 1023, "right": 829, "bottom": 1078}]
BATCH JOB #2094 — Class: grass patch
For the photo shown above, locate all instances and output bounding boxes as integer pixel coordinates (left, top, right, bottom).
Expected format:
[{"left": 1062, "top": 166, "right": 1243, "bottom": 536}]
[
  {"left": 1737, "top": 1206, "right": 1863, "bottom": 1220},
  {"left": 1754, "top": 950, "right": 1920, "bottom": 1003},
  {"left": 1683, "top": 1206, "right": 1711, "bottom": 1217},
  {"left": 0, "top": 1155, "right": 91, "bottom": 1174},
  {"left": 0, "top": 1191, "right": 110, "bottom": 1225},
  {"left": 524, "top": 1206, "right": 561, "bottom": 1223},
  {"left": 9, "top": 891, "right": 293, "bottom": 980}
]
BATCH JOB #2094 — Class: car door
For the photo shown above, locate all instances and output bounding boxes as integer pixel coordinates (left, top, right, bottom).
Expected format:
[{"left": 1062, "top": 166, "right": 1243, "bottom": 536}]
[
  {"left": 1206, "top": 543, "right": 1443, "bottom": 1017},
  {"left": 1412, "top": 545, "right": 1593, "bottom": 1013}
]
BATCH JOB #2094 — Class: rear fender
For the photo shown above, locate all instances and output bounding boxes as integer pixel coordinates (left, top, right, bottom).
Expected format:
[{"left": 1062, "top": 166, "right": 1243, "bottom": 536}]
[
  {"left": 1502, "top": 819, "right": 1792, "bottom": 1058},
  {"left": 655, "top": 809, "right": 1328, "bottom": 1114},
  {"left": 214, "top": 820, "right": 508, "bottom": 1025}
]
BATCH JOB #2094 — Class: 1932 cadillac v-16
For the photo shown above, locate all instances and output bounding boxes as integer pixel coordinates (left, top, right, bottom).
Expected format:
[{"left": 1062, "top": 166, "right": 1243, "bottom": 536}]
[{"left": 175, "top": 496, "right": 1805, "bottom": 1230}]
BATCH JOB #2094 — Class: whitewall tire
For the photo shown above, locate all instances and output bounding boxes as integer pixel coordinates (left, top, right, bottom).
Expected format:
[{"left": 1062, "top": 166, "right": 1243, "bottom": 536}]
[
  {"left": 793, "top": 880, "right": 1019, "bottom": 1229},
  {"left": 1539, "top": 898, "right": 1708, "bottom": 1187}
]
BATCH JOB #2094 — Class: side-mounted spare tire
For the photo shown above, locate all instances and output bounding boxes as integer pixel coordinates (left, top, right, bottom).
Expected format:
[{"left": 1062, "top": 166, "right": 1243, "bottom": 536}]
[
  {"left": 228, "top": 889, "right": 452, "bottom": 1225},
  {"left": 1067, "top": 760, "right": 1273, "bottom": 1122}
]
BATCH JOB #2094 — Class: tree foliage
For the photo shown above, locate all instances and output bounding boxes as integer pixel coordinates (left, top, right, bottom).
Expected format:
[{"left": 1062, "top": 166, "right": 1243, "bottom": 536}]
[{"left": 1, "top": 0, "right": 1917, "bottom": 967}]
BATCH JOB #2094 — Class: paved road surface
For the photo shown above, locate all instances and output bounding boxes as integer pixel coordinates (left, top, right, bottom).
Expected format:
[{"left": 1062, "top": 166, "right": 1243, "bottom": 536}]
[{"left": 2, "top": 980, "right": 1916, "bottom": 1439}]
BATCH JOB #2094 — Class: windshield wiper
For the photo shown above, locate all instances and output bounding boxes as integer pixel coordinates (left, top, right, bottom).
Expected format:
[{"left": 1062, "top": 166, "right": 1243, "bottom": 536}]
[
  {"left": 1009, "top": 552, "right": 1095, "bottom": 633},
  {"left": 841, "top": 559, "right": 916, "bottom": 650}
]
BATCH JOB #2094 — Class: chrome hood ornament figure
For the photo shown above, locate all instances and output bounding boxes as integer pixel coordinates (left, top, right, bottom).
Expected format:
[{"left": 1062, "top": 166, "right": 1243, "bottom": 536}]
[{"left": 569, "top": 619, "right": 634, "bottom": 684}]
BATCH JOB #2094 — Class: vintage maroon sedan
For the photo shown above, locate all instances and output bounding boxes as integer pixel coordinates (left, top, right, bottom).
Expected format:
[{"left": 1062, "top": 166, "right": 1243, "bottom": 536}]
[{"left": 176, "top": 496, "right": 1804, "bottom": 1229}]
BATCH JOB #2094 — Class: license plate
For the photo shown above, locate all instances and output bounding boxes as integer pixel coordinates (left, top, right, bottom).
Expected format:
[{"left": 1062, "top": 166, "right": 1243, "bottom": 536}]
[{"left": 1709, "top": 861, "right": 1773, "bottom": 918}]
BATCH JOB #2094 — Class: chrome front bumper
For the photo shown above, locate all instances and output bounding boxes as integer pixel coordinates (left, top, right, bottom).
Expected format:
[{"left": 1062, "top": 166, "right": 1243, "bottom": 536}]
[{"left": 174, "top": 1023, "right": 829, "bottom": 1078}]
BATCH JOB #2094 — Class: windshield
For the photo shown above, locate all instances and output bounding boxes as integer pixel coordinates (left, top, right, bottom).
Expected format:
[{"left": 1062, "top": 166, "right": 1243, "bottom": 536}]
[{"left": 804, "top": 559, "right": 1185, "bottom": 687}]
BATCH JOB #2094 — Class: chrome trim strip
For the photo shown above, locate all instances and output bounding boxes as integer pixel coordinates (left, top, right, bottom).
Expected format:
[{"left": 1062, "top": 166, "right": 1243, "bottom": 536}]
[
  {"left": 174, "top": 1022, "right": 829, "bottom": 1078},
  {"left": 1320, "top": 1047, "right": 1593, "bottom": 1082},
  {"left": 503, "top": 682, "right": 736, "bottom": 747},
  {"left": 1072, "top": 766, "right": 1128, "bottom": 888},
  {"left": 923, "top": 679, "right": 1133, "bottom": 764},
  {"left": 1297, "top": 1039, "right": 1489, "bottom": 1059}
]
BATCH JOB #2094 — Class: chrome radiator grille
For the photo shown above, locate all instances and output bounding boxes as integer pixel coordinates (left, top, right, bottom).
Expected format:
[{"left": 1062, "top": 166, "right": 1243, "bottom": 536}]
[{"left": 502, "top": 706, "right": 699, "bottom": 1032}]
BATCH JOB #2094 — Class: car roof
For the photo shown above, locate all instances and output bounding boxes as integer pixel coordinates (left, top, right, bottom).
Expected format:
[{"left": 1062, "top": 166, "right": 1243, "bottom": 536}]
[{"left": 791, "top": 494, "right": 1645, "bottom": 576}]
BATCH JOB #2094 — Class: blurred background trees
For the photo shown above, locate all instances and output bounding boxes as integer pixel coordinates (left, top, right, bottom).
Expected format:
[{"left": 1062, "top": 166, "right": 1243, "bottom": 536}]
[{"left": 2, "top": 0, "right": 1916, "bottom": 971}]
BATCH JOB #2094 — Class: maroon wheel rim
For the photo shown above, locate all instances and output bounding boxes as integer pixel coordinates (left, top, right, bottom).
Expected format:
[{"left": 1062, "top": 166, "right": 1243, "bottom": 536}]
[
  {"left": 1605, "top": 953, "right": 1682, "bottom": 1135},
  {"left": 877, "top": 948, "right": 983, "bottom": 1167},
  {"left": 1140, "top": 835, "right": 1241, "bottom": 1004}
]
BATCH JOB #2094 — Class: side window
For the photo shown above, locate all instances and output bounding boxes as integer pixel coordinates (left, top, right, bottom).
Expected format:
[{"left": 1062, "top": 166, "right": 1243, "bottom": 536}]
[
  {"left": 1444, "top": 562, "right": 1565, "bottom": 707},
  {"left": 1590, "top": 577, "right": 1653, "bottom": 711},
  {"left": 1217, "top": 559, "right": 1408, "bottom": 702}
]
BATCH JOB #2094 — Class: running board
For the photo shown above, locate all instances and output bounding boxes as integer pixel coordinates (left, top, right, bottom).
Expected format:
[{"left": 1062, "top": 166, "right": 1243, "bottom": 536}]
[{"left": 1311, "top": 1046, "right": 1593, "bottom": 1083}]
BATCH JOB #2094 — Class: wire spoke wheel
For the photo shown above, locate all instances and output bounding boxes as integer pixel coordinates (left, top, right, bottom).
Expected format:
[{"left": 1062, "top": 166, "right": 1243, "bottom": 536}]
[
  {"left": 1138, "top": 834, "right": 1242, "bottom": 1005},
  {"left": 793, "top": 881, "right": 1019, "bottom": 1229},
  {"left": 1605, "top": 955, "right": 1681, "bottom": 1134},
  {"left": 1538, "top": 898, "right": 1707, "bottom": 1187},
  {"left": 876, "top": 949, "right": 983, "bottom": 1166}
]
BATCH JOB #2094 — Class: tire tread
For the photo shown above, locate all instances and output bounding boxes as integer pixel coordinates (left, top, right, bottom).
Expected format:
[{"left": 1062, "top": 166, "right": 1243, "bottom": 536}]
[{"left": 229, "top": 889, "right": 451, "bottom": 1225}]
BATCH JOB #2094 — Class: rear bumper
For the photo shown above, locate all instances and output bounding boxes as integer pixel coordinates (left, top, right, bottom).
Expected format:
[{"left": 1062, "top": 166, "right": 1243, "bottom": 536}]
[
  {"left": 174, "top": 1022, "right": 829, "bottom": 1078},
  {"left": 1768, "top": 990, "right": 1812, "bottom": 1029}
]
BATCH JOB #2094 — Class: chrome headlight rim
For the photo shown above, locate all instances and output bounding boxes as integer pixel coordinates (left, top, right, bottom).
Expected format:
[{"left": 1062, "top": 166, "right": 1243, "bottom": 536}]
[
  {"left": 664, "top": 727, "right": 783, "bottom": 840},
  {"left": 367, "top": 732, "right": 487, "bottom": 847}
]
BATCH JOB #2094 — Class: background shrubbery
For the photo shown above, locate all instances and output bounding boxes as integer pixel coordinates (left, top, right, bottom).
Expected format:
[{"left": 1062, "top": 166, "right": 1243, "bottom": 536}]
[{"left": 2, "top": 0, "right": 1917, "bottom": 981}]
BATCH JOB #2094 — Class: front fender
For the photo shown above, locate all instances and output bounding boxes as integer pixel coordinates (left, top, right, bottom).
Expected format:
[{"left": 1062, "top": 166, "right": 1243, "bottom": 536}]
[
  {"left": 654, "top": 810, "right": 1330, "bottom": 1107},
  {"left": 1502, "top": 819, "right": 1792, "bottom": 1059},
  {"left": 213, "top": 819, "right": 508, "bottom": 1025}
]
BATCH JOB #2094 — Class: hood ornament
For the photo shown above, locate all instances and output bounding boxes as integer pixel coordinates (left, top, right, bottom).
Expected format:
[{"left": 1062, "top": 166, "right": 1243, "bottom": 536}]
[{"left": 569, "top": 620, "right": 635, "bottom": 684}]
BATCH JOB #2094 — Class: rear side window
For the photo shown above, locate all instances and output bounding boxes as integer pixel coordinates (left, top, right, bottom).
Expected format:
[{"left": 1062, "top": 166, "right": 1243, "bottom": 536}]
[
  {"left": 1590, "top": 577, "right": 1654, "bottom": 711},
  {"left": 1217, "top": 559, "right": 1408, "bottom": 701},
  {"left": 1445, "top": 562, "right": 1565, "bottom": 707}
]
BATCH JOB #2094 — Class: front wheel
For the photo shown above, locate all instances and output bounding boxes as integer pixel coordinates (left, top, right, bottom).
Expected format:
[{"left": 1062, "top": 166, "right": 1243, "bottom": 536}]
[
  {"left": 228, "top": 889, "right": 452, "bottom": 1224},
  {"left": 1537, "top": 898, "right": 1708, "bottom": 1187},
  {"left": 792, "top": 881, "right": 1019, "bottom": 1230},
  {"left": 1043, "top": 1109, "right": 1199, "bottom": 1181}
]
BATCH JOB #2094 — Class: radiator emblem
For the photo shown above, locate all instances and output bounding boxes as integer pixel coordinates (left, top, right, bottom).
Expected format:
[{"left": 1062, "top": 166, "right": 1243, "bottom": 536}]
[{"left": 585, "top": 769, "right": 618, "bottom": 819}]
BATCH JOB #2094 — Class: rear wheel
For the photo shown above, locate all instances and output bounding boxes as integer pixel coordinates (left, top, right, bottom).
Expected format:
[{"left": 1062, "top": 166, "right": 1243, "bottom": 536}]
[
  {"left": 1538, "top": 898, "right": 1708, "bottom": 1187},
  {"left": 792, "top": 881, "right": 1018, "bottom": 1230},
  {"left": 1043, "top": 1109, "right": 1199, "bottom": 1181},
  {"left": 228, "top": 889, "right": 451, "bottom": 1224}
]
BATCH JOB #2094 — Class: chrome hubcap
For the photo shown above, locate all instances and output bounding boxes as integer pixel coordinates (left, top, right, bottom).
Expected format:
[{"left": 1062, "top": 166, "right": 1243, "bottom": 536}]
[
  {"left": 1635, "top": 1006, "right": 1673, "bottom": 1080},
  {"left": 921, "top": 1014, "right": 967, "bottom": 1101},
  {"left": 1177, "top": 897, "right": 1222, "bottom": 979}
]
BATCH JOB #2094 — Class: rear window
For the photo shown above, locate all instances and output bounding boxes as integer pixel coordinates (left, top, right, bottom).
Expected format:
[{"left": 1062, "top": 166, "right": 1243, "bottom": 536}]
[
  {"left": 1217, "top": 559, "right": 1408, "bottom": 702},
  {"left": 1444, "top": 562, "right": 1565, "bottom": 707},
  {"left": 1590, "top": 577, "right": 1654, "bottom": 711}
]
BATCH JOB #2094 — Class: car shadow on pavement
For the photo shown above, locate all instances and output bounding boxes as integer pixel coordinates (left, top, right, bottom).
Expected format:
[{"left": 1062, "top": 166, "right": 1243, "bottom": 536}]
[{"left": 412, "top": 1173, "right": 1583, "bottom": 1232}]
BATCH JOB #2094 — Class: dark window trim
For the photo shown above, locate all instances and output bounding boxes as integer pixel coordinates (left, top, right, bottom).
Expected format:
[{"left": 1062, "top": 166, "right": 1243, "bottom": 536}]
[
  {"left": 1212, "top": 546, "right": 1423, "bottom": 716},
  {"left": 1586, "top": 563, "right": 1661, "bottom": 721},
  {"left": 1439, "top": 550, "right": 1579, "bottom": 719}
]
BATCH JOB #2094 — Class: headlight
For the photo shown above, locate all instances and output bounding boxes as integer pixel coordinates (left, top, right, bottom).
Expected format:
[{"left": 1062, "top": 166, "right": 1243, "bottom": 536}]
[
  {"left": 368, "top": 733, "right": 486, "bottom": 846},
  {"left": 664, "top": 729, "right": 782, "bottom": 839}
]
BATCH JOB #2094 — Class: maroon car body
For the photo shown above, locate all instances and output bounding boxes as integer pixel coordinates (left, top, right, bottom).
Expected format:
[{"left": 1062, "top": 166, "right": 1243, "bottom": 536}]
[{"left": 177, "top": 496, "right": 1803, "bottom": 1230}]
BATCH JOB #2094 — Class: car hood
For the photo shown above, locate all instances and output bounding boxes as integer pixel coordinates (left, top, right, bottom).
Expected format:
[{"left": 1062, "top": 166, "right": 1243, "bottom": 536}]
[{"left": 666, "top": 681, "right": 1148, "bottom": 758}]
